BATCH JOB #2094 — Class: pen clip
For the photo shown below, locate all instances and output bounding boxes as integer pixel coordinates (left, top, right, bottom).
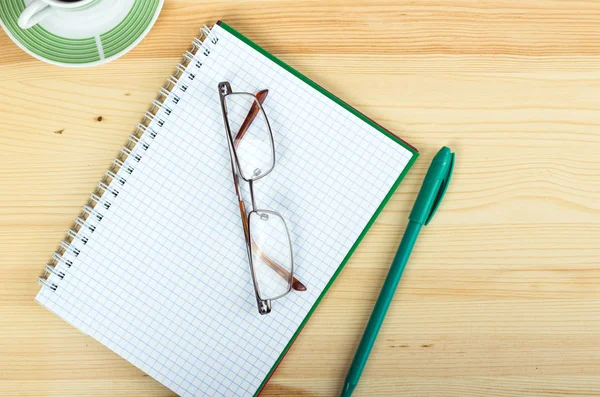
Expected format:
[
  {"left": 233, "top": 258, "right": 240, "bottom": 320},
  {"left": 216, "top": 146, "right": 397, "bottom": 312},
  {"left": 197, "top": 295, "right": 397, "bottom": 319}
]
[{"left": 425, "top": 152, "right": 455, "bottom": 225}]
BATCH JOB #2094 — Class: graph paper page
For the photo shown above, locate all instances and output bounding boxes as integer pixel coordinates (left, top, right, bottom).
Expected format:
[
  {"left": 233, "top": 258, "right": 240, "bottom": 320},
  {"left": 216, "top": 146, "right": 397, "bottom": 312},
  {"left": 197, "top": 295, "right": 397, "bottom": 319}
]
[{"left": 36, "top": 23, "right": 415, "bottom": 396}]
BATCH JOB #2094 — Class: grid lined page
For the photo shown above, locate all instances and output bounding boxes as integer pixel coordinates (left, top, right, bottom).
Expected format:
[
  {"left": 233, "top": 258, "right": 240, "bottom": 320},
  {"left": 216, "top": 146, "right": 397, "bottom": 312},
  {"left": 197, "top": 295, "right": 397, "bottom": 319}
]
[{"left": 36, "top": 23, "right": 415, "bottom": 397}]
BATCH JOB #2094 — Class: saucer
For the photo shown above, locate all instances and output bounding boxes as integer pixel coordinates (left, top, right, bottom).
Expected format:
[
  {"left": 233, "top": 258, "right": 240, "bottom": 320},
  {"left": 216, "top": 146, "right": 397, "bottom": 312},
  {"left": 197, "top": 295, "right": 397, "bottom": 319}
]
[{"left": 0, "top": 0, "right": 163, "bottom": 67}]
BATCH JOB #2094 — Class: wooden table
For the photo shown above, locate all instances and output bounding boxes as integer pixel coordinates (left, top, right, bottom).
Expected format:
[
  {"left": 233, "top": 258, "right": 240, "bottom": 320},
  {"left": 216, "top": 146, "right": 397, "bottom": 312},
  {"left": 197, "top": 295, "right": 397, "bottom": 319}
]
[{"left": 2, "top": 1, "right": 599, "bottom": 396}]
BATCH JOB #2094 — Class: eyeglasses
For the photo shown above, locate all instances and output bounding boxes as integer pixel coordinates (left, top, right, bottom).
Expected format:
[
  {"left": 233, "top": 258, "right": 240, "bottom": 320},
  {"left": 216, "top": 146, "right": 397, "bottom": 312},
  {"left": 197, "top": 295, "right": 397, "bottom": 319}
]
[{"left": 218, "top": 81, "right": 306, "bottom": 315}]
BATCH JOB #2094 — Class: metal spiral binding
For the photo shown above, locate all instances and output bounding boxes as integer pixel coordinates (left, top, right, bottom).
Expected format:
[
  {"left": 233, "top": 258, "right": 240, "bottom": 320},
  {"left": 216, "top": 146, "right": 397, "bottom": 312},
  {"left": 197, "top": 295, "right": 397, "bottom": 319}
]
[{"left": 37, "top": 25, "right": 219, "bottom": 291}]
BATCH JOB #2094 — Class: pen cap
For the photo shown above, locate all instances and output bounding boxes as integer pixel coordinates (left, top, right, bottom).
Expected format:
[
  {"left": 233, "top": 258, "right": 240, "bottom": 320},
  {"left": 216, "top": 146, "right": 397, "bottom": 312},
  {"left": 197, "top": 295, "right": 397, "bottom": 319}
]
[{"left": 409, "top": 146, "right": 455, "bottom": 225}]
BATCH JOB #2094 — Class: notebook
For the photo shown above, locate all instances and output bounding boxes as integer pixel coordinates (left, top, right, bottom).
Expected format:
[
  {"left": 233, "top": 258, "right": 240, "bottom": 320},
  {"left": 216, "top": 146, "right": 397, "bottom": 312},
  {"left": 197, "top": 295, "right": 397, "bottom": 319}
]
[{"left": 36, "top": 21, "right": 418, "bottom": 396}]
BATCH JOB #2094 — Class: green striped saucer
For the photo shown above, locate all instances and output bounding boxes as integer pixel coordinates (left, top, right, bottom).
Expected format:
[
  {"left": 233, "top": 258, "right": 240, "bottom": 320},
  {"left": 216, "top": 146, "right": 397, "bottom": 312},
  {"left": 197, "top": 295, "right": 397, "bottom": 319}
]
[{"left": 0, "top": 0, "right": 163, "bottom": 67}]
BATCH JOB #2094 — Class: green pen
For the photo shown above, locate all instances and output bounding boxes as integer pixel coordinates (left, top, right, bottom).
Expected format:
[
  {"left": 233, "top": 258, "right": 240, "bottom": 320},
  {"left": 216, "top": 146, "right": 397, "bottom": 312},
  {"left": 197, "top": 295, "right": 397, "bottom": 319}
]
[{"left": 340, "top": 146, "right": 455, "bottom": 397}]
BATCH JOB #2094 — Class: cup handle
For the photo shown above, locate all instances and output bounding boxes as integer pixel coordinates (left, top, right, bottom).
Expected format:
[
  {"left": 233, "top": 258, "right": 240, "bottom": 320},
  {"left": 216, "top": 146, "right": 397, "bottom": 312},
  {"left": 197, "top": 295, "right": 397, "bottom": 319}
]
[{"left": 18, "top": 0, "right": 54, "bottom": 30}]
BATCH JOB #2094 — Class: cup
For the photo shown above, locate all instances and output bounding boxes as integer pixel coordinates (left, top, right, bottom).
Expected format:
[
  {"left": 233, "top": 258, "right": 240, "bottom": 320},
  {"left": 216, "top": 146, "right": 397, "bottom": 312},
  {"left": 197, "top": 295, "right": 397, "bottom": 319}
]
[{"left": 18, "top": 0, "right": 98, "bottom": 30}]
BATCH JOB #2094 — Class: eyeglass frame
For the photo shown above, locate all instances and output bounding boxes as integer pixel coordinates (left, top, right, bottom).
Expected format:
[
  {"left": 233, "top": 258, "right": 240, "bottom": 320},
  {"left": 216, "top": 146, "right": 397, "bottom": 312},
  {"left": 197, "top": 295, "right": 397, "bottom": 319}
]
[{"left": 218, "top": 81, "right": 304, "bottom": 315}]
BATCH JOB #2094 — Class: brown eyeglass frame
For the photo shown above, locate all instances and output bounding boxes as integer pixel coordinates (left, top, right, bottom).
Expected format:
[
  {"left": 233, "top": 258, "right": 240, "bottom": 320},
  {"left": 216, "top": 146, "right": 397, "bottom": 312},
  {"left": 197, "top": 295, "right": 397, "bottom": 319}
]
[{"left": 218, "top": 81, "right": 306, "bottom": 315}]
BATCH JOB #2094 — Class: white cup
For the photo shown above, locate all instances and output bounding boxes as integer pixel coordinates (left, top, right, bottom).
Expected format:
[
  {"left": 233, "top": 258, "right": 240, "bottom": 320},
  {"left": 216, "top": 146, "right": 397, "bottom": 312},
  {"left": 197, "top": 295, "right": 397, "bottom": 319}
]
[{"left": 18, "top": 0, "right": 98, "bottom": 30}]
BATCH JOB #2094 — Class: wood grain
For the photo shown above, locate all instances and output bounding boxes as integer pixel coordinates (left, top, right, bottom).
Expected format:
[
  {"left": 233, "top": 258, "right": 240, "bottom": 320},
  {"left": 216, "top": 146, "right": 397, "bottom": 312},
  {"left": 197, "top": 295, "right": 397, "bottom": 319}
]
[{"left": 1, "top": 1, "right": 599, "bottom": 396}]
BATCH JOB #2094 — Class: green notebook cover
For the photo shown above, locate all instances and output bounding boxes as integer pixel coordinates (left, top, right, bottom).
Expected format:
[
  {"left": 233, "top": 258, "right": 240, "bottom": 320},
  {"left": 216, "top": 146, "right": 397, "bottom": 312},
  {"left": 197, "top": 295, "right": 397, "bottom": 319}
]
[{"left": 215, "top": 21, "right": 419, "bottom": 395}]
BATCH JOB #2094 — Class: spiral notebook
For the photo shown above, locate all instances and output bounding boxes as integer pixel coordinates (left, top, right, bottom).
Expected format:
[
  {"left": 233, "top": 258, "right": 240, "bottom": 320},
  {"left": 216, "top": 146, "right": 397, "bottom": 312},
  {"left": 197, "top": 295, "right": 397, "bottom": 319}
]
[{"left": 36, "top": 21, "right": 418, "bottom": 396}]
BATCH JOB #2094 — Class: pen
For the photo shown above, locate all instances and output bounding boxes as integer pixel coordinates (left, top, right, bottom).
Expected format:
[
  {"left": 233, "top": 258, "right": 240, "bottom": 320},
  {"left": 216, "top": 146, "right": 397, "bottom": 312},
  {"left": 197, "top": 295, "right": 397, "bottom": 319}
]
[{"left": 340, "top": 146, "right": 455, "bottom": 397}]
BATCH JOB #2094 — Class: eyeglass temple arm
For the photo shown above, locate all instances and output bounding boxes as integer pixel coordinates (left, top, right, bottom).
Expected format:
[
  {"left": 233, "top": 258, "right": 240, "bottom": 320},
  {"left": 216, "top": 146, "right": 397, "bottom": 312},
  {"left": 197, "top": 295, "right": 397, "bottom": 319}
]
[
  {"left": 231, "top": 90, "right": 307, "bottom": 292},
  {"left": 233, "top": 92, "right": 264, "bottom": 146}
]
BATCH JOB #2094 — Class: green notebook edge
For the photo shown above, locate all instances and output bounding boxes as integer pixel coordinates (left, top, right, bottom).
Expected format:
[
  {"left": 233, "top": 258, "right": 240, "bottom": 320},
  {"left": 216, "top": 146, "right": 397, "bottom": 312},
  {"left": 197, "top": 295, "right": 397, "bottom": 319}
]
[{"left": 215, "top": 21, "right": 419, "bottom": 396}]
